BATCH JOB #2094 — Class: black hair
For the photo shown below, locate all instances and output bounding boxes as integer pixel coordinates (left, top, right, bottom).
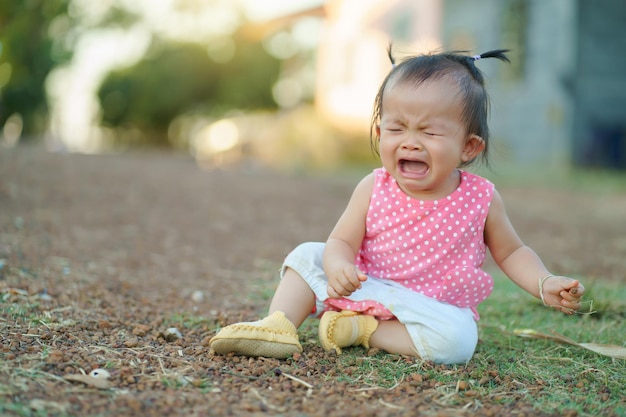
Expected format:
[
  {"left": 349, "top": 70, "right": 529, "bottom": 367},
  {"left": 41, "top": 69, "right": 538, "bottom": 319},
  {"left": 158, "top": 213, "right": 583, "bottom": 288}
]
[{"left": 370, "top": 47, "right": 510, "bottom": 167}]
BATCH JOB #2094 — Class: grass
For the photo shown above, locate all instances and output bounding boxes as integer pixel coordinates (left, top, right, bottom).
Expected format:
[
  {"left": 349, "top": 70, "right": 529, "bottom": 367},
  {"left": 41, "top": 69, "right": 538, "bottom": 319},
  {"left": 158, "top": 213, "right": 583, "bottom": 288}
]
[
  {"left": 5, "top": 275, "right": 622, "bottom": 416},
  {"left": 303, "top": 164, "right": 626, "bottom": 413},
  {"left": 293, "top": 274, "right": 625, "bottom": 416},
  {"left": 477, "top": 274, "right": 625, "bottom": 414},
  {"left": 472, "top": 162, "right": 626, "bottom": 194},
  {"left": 161, "top": 312, "right": 214, "bottom": 329},
  {"left": 3, "top": 160, "right": 625, "bottom": 416},
  {"left": 286, "top": 160, "right": 626, "bottom": 411}
]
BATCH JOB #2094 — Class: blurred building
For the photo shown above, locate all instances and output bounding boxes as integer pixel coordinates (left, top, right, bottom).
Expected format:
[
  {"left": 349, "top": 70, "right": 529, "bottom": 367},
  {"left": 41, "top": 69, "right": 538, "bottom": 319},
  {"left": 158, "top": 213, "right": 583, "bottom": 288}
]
[
  {"left": 280, "top": 0, "right": 626, "bottom": 169},
  {"left": 444, "top": 0, "right": 626, "bottom": 169}
]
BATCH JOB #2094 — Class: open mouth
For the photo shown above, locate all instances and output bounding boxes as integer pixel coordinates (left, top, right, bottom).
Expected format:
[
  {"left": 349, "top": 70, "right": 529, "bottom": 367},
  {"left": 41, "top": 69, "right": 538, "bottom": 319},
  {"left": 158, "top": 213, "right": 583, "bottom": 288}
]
[{"left": 399, "top": 159, "right": 429, "bottom": 177}]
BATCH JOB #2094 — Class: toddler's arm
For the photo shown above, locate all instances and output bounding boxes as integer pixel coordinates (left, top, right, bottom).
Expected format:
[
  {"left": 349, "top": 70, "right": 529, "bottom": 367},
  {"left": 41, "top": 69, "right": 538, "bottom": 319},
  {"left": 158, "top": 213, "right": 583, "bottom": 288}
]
[
  {"left": 324, "top": 239, "right": 368, "bottom": 298},
  {"left": 323, "top": 174, "right": 374, "bottom": 298},
  {"left": 485, "top": 190, "right": 585, "bottom": 314}
]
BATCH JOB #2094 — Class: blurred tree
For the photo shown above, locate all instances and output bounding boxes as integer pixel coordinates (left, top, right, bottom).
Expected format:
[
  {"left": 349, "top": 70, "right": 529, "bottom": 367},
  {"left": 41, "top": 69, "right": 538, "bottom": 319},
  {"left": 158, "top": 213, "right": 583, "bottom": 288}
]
[
  {"left": 0, "top": 0, "right": 74, "bottom": 138},
  {"left": 98, "top": 33, "right": 281, "bottom": 148}
]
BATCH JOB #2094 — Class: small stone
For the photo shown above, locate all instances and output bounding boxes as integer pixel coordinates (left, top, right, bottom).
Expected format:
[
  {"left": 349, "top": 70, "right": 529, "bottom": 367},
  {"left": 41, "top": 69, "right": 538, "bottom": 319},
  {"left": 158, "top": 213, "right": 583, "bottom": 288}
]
[
  {"left": 132, "top": 324, "right": 150, "bottom": 336},
  {"left": 163, "top": 327, "right": 182, "bottom": 342},
  {"left": 456, "top": 380, "right": 470, "bottom": 391},
  {"left": 14, "top": 216, "right": 24, "bottom": 230},
  {"left": 191, "top": 290, "right": 204, "bottom": 303},
  {"left": 190, "top": 378, "right": 204, "bottom": 388},
  {"left": 124, "top": 338, "right": 139, "bottom": 348},
  {"left": 407, "top": 375, "right": 422, "bottom": 388},
  {"left": 98, "top": 320, "right": 111, "bottom": 329},
  {"left": 46, "top": 349, "right": 65, "bottom": 364},
  {"left": 464, "top": 390, "right": 479, "bottom": 397},
  {"left": 89, "top": 369, "right": 111, "bottom": 379}
]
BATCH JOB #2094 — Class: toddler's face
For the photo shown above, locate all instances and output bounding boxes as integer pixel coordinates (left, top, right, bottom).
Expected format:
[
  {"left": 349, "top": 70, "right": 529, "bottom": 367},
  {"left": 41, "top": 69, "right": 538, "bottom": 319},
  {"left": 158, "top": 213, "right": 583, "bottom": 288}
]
[{"left": 377, "top": 77, "right": 481, "bottom": 200}]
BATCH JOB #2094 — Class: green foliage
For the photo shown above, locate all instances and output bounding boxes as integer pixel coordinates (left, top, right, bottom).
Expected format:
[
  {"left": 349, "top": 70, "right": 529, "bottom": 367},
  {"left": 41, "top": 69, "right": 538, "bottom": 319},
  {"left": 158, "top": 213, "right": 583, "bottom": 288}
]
[
  {"left": 99, "top": 41, "right": 219, "bottom": 145},
  {"left": 98, "top": 34, "right": 281, "bottom": 147},
  {"left": 211, "top": 35, "right": 281, "bottom": 112},
  {"left": 0, "top": 0, "right": 74, "bottom": 137}
]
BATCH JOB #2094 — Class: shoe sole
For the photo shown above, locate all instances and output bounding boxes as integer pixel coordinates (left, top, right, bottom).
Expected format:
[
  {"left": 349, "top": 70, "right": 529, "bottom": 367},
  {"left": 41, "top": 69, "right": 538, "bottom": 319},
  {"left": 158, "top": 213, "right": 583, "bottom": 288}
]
[{"left": 211, "top": 338, "right": 301, "bottom": 359}]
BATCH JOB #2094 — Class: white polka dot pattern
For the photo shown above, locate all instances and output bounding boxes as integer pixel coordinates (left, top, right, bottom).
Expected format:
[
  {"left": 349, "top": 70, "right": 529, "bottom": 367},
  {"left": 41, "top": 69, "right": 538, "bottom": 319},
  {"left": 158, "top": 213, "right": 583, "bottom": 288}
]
[{"left": 326, "top": 169, "right": 494, "bottom": 319}]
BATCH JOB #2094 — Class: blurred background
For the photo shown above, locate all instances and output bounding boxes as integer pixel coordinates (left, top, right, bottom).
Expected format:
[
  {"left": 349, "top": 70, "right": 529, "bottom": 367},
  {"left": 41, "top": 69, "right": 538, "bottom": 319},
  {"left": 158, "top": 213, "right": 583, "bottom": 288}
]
[{"left": 1, "top": 0, "right": 626, "bottom": 172}]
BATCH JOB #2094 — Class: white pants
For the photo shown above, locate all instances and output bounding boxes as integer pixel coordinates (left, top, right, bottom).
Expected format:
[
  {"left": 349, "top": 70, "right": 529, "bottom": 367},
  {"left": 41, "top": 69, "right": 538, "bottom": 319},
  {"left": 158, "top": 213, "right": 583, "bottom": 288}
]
[{"left": 281, "top": 242, "right": 478, "bottom": 364}]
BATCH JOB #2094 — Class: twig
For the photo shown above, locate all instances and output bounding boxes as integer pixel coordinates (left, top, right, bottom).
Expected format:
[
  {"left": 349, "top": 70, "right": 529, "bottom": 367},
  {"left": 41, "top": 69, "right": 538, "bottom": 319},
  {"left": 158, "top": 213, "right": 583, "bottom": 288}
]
[
  {"left": 378, "top": 398, "right": 404, "bottom": 410},
  {"left": 462, "top": 401, "right": 475, "bottom": 410},
  {"left": 352, "top": 378, "right": 404, "bottom": 392},
  {"left": 250, "top": 388, "right": 286, "bottom": 412},
  {"left": 281, "top": 371, "right": 313, "bottom": 389},
  {"left": 221, "top": 369, "right": 261, "bottom": 380},
  {"left": 88, "top": 346, "right": 123, "bottom": 356},
  {"left": 157, "top": 356, "right": 167, "bottom": 375},
  {"left": 48, "top": 306, "right": 73, "bottom": 314},
  {"left": 13, "top": 368, "right": 70, "bottom": 384},
  {"left": 578, "top": 367, "right": 609, "bottom": 385}
]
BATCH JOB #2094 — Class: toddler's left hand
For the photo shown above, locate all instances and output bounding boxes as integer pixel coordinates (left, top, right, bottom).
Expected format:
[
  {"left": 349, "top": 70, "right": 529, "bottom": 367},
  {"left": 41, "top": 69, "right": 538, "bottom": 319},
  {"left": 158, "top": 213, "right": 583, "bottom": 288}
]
[{"left": 541, "top": 276, "right": 585, "bottom": 315}]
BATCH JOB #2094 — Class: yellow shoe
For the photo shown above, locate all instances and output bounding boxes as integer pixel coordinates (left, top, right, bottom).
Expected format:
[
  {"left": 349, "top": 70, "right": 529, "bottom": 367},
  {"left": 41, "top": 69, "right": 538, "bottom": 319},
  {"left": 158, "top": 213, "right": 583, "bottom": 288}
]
[
  {"left": 318, "top": 310, "right": 379, "bottom": 354},
  {"left": 209, "top": 311, "right": 302, "bottom": 359}
]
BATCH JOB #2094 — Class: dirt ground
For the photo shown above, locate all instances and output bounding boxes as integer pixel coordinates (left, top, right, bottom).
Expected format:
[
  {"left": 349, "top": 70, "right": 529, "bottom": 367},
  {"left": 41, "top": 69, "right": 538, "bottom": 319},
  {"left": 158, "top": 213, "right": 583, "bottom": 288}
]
[{"left": 1, "top": 146, "right": 625, "bottom": 416}]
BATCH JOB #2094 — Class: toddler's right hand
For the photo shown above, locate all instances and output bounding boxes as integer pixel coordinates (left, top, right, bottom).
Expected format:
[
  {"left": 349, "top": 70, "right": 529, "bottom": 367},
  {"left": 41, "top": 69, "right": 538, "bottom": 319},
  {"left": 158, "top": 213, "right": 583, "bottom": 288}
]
[{"left": 327, "top": 265, "right": 368, "bottom": 298}]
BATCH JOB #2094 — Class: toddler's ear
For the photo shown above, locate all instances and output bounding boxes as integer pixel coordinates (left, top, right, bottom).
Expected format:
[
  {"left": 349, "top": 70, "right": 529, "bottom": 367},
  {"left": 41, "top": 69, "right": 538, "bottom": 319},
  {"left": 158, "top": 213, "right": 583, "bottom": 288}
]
[{"left": 461, "top": 135, "right": 485, "bottom": 162}]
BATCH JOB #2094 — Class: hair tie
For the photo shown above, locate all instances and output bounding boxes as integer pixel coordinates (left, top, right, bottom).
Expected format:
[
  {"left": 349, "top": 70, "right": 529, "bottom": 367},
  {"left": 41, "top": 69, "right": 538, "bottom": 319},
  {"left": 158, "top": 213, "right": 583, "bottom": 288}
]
[{"left": 472, "top": 55, "right": 482, "bottom": 61}]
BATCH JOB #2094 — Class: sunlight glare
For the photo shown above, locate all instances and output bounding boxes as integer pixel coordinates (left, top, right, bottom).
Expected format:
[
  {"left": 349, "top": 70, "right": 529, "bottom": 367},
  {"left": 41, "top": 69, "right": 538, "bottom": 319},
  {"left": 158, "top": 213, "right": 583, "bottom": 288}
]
[
  {"left": 2, "top": 113, "right": 23, "bottom": 147},
  {"left": 47, "top": 26, "right": 151, "bottom": 152},
  {"left": 195, "top": 119, "right": 240, "bottom": 155},
  {"left": 238, "top": 0, "right": 325, "bottom": 22}
]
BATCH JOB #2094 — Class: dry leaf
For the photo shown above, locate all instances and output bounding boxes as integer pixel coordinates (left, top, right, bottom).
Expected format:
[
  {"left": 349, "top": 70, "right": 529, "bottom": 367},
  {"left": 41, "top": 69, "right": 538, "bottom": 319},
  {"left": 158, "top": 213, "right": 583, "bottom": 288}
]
[
  {"left": 64, "top": 374, "right": 111, "bottom": 389},
  {"left": 576, "top": 343, "right": 626, "bottom": 359},
  {"left": 513, "top": 329, "right": 626, "bottom": 359}
]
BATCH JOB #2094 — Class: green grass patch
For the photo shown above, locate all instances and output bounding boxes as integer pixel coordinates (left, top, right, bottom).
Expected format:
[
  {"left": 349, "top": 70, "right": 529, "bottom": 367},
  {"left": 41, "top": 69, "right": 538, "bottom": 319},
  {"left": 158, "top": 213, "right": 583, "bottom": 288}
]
[
  {"left": 161, "top": 312, "right": 214, "bottom": 330},
  {"left": 475, "top": 274, "right": 625, "bottom": 415},
  {"left": 472, "top": 163, "right": 626, "bottom": 194},
  {"left": 1, "top": 300, "right": 42, "bottom": 323},
  {"left": 295, "top": 274, "right": 625, "bottom": 416}
]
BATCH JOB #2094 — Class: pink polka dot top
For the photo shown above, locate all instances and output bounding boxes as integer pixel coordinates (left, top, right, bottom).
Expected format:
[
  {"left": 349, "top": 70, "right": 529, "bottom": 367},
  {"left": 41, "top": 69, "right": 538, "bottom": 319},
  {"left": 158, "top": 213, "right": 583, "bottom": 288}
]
[{"left": 326, "top": 168, "right": 495, "bottom": 320}]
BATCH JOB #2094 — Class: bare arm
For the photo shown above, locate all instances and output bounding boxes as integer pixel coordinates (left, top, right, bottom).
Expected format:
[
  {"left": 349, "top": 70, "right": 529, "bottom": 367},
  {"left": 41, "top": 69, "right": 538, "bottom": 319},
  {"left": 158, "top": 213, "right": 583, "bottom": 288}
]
[
  {"left": 485, "top": 189, "right": 584, "bottom": 313},
  {"left": 323, "top": 174, "right": 374, "bottom": 298}
]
